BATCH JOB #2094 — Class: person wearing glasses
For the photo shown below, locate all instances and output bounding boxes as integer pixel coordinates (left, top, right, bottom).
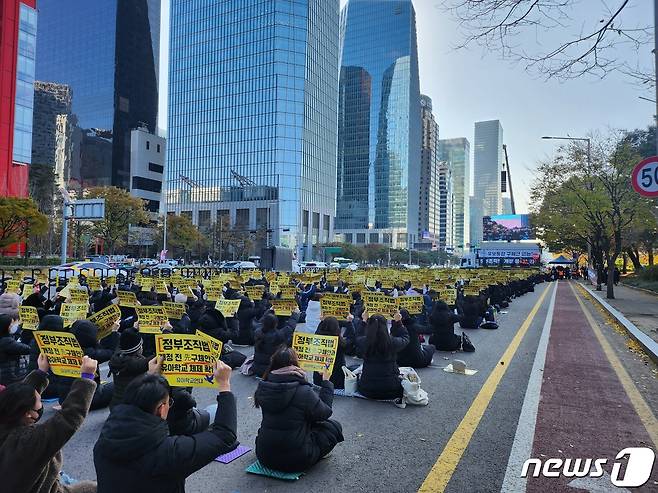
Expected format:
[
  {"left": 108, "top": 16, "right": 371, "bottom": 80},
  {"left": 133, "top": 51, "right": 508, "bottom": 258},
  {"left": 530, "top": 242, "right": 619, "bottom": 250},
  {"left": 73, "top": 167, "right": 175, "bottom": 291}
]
[
  {"left": 0, "top": 353, "right": 99, "bottom": 493},
  {"left": 93, "top": 359, "right": 238, "bottom": 493}
]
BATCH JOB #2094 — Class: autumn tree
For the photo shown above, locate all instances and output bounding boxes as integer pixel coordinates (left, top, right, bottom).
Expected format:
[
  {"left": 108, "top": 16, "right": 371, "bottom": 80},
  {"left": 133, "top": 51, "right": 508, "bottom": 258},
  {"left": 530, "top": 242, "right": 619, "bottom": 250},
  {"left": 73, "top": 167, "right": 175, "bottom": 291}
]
[
  {"left": 85, "top": 187, "right": 149, "bottom": 254},
  {"left": 0, "top": 197, "right": 48, "bottom": 254},
  {"left": 161, "top": 214, "right": 207, "bottom": 261}
]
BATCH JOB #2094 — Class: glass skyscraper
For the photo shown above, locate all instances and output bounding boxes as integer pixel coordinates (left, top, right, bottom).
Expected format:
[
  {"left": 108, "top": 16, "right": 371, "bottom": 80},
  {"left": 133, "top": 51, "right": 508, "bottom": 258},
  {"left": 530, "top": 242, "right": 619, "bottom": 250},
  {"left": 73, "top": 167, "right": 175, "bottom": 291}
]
[
  {"left": 336, "top": 0, "right": 421, "bottom": 248},
  {"left": 473, "top": 120, "right": 503, "bottom": 243},
  {"left": 166, "top": 0, "right": 339, "bottom": 258},
  {"left": 35, "top": 0, "right": 160, "bottom": 189},
  {"left": 439, "top": 137, "right": 470, "bottom": 252}
]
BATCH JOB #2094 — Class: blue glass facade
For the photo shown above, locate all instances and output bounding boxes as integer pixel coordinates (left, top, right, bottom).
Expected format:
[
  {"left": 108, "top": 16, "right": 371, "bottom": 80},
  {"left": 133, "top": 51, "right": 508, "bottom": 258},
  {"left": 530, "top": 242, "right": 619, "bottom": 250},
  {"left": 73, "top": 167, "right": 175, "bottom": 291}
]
[
  {"left": 13, "top": 3, "right": 37, "bottom": 164},
  {"left": 336, "top": 0, "right": 421, "bottom": 246},
  {"left": 167, "top": 0, "right": 339, "bottom": 256},
  {"left": 35, "top": 0, "right": 159, "bottom": 188}
]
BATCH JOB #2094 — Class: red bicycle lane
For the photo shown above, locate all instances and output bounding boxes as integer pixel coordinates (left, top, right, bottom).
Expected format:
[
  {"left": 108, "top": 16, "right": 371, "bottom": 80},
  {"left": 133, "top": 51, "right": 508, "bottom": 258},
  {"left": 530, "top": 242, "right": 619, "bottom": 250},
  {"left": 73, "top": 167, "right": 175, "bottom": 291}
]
[{"left": 526, "top": 282, "right": 657, "bottom": 492}]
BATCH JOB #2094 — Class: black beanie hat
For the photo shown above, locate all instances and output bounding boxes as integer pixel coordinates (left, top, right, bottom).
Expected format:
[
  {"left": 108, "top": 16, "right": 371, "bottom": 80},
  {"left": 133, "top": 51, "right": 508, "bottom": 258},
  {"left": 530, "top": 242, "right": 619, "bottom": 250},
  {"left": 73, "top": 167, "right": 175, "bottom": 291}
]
[
  {"left": 120, "top": 327, "right": 143, "bottom": 354},
  {"left": 39, "top": 314, "right": 65, "bottom": 332}
]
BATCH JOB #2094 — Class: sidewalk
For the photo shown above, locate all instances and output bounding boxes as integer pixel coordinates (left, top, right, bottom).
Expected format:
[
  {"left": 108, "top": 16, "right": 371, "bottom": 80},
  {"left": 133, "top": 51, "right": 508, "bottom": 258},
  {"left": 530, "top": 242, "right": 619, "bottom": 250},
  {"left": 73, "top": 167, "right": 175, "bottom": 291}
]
[{"left": 589, "top": 283, "right": 658, "bottom": 344}]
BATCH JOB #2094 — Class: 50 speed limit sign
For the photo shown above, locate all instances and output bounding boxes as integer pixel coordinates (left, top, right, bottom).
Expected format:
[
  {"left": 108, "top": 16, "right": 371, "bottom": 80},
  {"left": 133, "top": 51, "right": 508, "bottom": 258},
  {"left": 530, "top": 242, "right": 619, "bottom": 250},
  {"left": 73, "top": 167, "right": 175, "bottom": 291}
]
[{"left": 631, "top": 156, "right": 658, "bottom": 197}]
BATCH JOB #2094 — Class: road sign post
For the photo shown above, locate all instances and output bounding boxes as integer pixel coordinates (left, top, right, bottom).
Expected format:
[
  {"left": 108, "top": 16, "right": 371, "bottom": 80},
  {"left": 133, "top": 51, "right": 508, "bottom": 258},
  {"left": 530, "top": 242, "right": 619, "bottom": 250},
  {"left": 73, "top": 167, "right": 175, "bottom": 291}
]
[
  {"left": 631, "top": 156, "right": 658, "bottom": 222},
  {"left": 59, "top": 194, "right": 106, "bottom": 264}
]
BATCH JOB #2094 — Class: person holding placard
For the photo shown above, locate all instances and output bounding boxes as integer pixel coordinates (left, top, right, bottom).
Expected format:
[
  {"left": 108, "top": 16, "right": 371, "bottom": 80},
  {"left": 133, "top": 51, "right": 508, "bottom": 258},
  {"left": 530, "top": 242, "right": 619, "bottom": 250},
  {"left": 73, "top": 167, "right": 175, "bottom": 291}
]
[
  {"left": 396, "top": 309, "right": 435, "bottom": 369},
  {"left": 0, "top": 314, "right": 30, "bottom": 386},
  {"left": 93, "top": 360, "right": 237, "bottom": 493},
  {"left": 197, "top": 309, "right": 246, "bottom": 369},
  {"left": 429, "top": 301, "right": 466, "bottom": 351},
  {"left": 356, "top": 311, "right": 409, "bottom": 400},
  {"left": 0, "top": 354, "right": 99, "bottom": 493},
  {"left": 311, "top": 316, "right": 351, "bottom": 389},
  {"left": 254, "top": 347, "right": 344, "bottom": 473},
  {"left": 251, "top": 310, "right": 300, "bottom": 378}
]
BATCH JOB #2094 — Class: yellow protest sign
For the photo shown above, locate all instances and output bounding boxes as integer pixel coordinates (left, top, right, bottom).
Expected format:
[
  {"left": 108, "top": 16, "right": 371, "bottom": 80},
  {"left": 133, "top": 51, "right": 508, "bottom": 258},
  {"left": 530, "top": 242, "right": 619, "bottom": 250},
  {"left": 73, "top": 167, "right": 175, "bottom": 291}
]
[
  {"left": 88, "top": 304, "right": 121, "bottom": 341},
  {"left": 136, "top": 305, "right": 167, "bottom": 334},
  {"left": 105, "top": 275, "right": 117, "bottom": 286},
  {"left": 204, "top": 286, "right": 222, "bottom": 301},
  {"left": 140, "top": 278, "right": 155, "bottom": 292},
  {"left": 21, "top": 282, "right": 34, "bottom": 297},
  {"left": 268, "top": 282, "right": 280, "bottom": 295},
  {"left": 155, "top": 333, "right": 222, "bottom": 388},
  {"left": 34, "top": 331, "right": 83, "bottom": 377},
  {"left": 68, "top": 288, "right": 89, "bottom": 304},
  {"left": 245, "top": 285, "right": 265, "bottom": 300},
  {"left": 364, "top": 296, "right": 397, "bottom": 320},
  {"left": 271, "top": 299, "right": 298, "bottom": 316},
  {"left": 397, "top": 295, "right": 424, "bottom": 315},
  {"left": 5, "top": 280, "right": 21, "bottom": 294},
  {"left": 279, "top": 287, "right": 298, "bottom": 299},
  {"left": 292, "top": 332, "right": 338, "bottom": 373},
  {"left": 195, "top": 330, "right": 223, "bottom": 360},
  {"left": 215, "top": 298, "right": 241, "bottom": 317},
  {"left": 60, "top": 303, "right": 89, "bottom": 327},
  {"left": 320, "top": 297, "right": 351, "bottom": 319},
  {"left": 117, "top": 290, "right": 138, "bottom": 308},
  {"left": 19, "top": 305, "right": 40, "bottom": 330},
  {"left": 87, "top": 277, "right": 101, "bottom": 291},
  {"left": 163, "top": 301, "right": 186, "bottom": 319}
]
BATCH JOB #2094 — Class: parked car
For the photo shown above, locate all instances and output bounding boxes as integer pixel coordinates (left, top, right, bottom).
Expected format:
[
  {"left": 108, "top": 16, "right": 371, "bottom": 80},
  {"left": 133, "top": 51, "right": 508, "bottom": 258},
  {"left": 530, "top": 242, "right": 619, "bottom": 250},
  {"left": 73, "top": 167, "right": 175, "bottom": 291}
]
[
  {"left": 52, "top": 262, "right": 120, "bottom": 279},
  {"left": 222, "top": 261, "right": 258, "bottom": 271}
]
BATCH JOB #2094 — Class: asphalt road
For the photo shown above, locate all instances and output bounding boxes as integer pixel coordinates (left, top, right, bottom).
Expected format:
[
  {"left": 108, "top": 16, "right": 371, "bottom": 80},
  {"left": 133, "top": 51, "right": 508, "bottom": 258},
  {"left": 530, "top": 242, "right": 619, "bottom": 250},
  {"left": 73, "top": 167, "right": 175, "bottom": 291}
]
[{"left": 50, "top": 281, "right": 657, "bottom": 493}]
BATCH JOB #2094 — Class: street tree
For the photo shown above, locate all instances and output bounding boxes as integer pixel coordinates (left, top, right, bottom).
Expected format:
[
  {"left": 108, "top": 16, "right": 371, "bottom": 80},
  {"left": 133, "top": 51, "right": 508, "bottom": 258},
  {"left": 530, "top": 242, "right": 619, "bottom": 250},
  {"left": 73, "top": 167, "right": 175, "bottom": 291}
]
[
  {"left": 0, "top": 197, "right": 48, "bottom": 254},
  {"left": 86, "top": 187, "right": 149, "bottom": 254},
  {"left": 159, "top": 214, "right": 206, "bottom": 261},
  {"left": 444, "top": 0, "right": 653, "bottom": 86}
]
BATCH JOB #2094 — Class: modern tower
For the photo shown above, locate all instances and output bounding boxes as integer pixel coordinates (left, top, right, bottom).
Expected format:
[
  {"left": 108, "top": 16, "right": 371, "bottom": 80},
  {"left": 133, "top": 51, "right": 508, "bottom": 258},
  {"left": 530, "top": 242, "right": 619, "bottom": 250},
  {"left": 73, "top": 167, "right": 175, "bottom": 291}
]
[
  {"left": 35, "top": 0, "right": 160, "bottom": 189},
  {"left": 439, "top": 137, "right": 470, "bottom": 252},
  {"left": 166, "top": 0, "right": 340, "bottom": 259},
  {"left": 0, "top": 0, "right": 37, "bottom": 198},
  {"left": 473, "top": 120, "right": 503, "bottom": 244},
  {"left": 336, "top": 0, "right": 421, "bottom": 248},
  {"left": 418, "top": 94, "right": 440, "bottom": 249}
]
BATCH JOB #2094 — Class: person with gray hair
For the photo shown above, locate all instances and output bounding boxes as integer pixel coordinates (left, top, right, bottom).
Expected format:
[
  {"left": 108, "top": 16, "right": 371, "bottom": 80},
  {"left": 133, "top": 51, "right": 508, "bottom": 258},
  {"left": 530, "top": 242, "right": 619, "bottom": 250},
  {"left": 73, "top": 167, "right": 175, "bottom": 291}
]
[{"left": 0, "top": 293, "right": 20, "bottom": 320}]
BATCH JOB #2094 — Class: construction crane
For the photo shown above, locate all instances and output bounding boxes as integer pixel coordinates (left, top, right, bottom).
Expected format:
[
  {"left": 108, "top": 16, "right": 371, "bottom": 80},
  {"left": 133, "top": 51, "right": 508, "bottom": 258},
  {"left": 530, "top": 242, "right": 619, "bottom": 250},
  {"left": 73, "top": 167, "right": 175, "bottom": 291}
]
[
  {"left": 179, "top": 174, "right": 201, "bottom": 188},
  {"left": 231, "top": 169, "right": 256, "bottom": 187},
  {"left": 502, "top": 144, "right": 516, "bottom": 214}
]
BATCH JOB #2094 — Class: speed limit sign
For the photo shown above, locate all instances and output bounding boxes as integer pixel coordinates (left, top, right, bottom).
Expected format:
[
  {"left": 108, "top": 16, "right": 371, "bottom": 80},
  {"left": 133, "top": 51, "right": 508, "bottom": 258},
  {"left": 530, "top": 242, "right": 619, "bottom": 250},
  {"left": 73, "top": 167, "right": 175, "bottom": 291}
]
[{"left": 631, "top": 156, "right": 658, "bottom": 197}]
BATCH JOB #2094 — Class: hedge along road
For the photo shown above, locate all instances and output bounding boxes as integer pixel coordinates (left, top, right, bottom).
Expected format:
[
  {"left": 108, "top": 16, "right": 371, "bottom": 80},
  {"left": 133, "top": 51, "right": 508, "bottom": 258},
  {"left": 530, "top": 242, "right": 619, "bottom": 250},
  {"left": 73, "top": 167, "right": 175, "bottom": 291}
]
[{"left": 55, "top": 280, "right": 656, "bottom": 492}]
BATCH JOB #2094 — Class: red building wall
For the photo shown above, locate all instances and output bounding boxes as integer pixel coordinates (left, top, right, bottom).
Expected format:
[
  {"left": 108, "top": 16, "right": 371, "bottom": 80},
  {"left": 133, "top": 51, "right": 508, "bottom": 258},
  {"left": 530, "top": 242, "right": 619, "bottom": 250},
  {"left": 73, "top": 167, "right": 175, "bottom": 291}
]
[{"left": 0, "top": 0, "right": 36, "bottom": 198}]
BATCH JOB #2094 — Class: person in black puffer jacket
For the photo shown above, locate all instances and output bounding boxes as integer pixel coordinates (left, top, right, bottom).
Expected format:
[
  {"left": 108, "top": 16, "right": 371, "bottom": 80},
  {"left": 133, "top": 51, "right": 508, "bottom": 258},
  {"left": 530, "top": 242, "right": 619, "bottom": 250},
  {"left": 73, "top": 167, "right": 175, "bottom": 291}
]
[
  {"left": 356, "top": 312, "right": 409, "bottom": 400},
  {"left": 429, "top": 301, "right": 463, "bottom": 351},
  {"left": 197, "top": 309, "right": 246, "bottom": 369},
  {"left": 0, "top": 314, "right": 30, "bottom": 386},
  {"left": 232, "top": 297, "right": 258, "bottom": 346},
  {"left": 108, "top": 328, "right": 148, "bottom": 409},
  {"left": 396, "top": 310, "right": 434, "bottom": 369},
  {"left": 54, "top": 319, "right": 116, "bottom": 409},
  {"left": 94, "top": 364, "right": 238, "bottom": 493},
  {"left": 255, "top": 347, "right": 343, "bottom": 472},
  {"left": 458, "top": 295, "right": 486, "bottom": 329},
  {"left": 251, "top": 310, "right": 300, "bottom": 378}
]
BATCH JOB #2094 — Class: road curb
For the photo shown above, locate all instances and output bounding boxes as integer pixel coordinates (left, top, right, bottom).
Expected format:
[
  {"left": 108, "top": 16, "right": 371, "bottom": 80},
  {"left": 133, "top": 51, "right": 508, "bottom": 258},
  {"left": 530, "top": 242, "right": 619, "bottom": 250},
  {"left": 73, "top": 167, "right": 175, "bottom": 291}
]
[{"left": 579, "top": 283, "right": 658, "bottom": 365}]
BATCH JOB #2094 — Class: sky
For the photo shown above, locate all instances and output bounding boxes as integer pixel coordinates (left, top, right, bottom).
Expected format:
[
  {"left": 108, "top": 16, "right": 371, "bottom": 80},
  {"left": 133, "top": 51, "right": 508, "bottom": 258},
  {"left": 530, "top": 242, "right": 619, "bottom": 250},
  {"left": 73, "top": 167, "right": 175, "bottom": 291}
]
[{"left": 158, "top": 0, "right": 654, "bottom": 213}]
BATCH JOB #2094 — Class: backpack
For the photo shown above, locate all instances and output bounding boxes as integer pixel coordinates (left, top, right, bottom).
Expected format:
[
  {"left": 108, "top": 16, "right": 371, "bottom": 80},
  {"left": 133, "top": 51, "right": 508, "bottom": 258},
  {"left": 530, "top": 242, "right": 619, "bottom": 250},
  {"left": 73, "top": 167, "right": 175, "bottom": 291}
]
[{"left": 461, "top": 332, "right": 475, "bottom": 352}]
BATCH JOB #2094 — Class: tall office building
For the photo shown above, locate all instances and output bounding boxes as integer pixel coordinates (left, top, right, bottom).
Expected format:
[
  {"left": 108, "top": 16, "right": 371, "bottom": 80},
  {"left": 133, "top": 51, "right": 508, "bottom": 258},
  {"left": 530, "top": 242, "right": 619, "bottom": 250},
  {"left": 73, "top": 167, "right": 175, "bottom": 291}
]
[
  {"left": 336, "top": 0, "right": 421, "bottom": 248},
  {"left": 473, "top": 120, "right": 503, "bottom": 244},
  {"left": 439, "top": 137, "right": 470, "bottom": 253},
  {"left": 0, "top": 0, "right": 37, "bottom": 198},
  {"left": 167, "top": 0, "right": 339, "bottom": 259},
  {"left": 470, "top": 195, "right": 483, "bottom": 248},
  {"left": 35, "top": 0, "right": 160, "bottom": 189},
  {"left": 437, "top": 161, "right": 453, "bottom": 252},
  {"left": 417, "top": 94, "right": 439, "bottom": 249}
]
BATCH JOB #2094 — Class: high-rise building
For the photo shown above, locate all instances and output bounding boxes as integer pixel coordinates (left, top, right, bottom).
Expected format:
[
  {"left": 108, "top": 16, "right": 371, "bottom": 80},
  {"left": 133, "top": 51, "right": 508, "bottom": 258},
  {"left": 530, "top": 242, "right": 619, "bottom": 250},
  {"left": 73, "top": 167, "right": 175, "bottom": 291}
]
[
  {"left": 0, "top": 0, "right": 37, "bottom": 198},
  {"left": 35, "top": 0, "right": 160, "bottom": 189},
  {"left": 470, "top": 195, "right": 483, "bottom": 249},
  {"left": 473, "top": 120, "right": 503, "bottom": 243},
  {"left": 166, "top": 0, "right": 340, "bottom": 259},
  {"left": 417, "top": 94, "right": 439, "bottom": 250},
  {"left": 439, "top": 137, "right": 470, "bottom": 253},
  {"left": 438, "top": 161, "right": 453, "bottom": 252},
  {"left": 335, "top": 0, "right": 421, "bottom": 248}
]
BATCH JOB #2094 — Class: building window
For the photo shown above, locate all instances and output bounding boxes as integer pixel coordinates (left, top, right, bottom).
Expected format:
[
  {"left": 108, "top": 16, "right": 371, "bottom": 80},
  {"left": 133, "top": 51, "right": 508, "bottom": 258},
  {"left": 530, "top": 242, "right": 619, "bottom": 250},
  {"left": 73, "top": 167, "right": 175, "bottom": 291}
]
[
  {"left": 357, "top": 233, "right": 366, "bottom": 243},
  {"left": 146, "top": 141, "right": 150, "bottom": 150},
  {"left": 345, "top": 233, "right": 353, "bottom": 243},
  {"left": 132, "top": 176, "right": 162, "bottom": 193},
  {"left": 157, "top": 144, "right": 161, "bottom": 153},
  {"left": 198, "top": 210, "right": 211, "bottom": 232},
  {"left": 236, "top": 208, "right": 249, "bottom": 229},
  {"left": 369, "top": 233, "right": 379, "bottom": 244},
  {"left": 148, "top": 162, "right": 164, "bottom": 173},
  {"left": 383, "top": 233, "right": 392, "bottom": 244}
]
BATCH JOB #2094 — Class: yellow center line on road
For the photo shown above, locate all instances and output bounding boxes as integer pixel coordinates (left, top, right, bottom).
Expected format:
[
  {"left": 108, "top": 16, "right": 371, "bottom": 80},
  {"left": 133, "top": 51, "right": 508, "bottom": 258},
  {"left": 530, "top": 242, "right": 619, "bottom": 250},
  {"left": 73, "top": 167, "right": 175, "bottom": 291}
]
[
  {"left": 418, "top": 283, "right": 554, "bottom": 493},
  {"left": 572, "top": 282, "right": 658, "bottom": 448}
]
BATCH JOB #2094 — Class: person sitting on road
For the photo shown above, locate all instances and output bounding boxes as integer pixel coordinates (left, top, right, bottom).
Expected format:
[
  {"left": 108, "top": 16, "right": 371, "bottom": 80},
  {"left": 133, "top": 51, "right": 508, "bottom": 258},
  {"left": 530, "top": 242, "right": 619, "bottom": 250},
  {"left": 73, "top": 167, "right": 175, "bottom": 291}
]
[
  {"left": 93, "top": 360, "right": 237, "bottom": 493},
  {"left": 232, "top": 296, "right": 258, "bottom": 346},
  {"left": 108, "top": 327, "right": 148, "bottom": 409},
  {"left": 254, "top": 347, "right": 344, "bottom": 472},
  {"left": 356, "top": 311, "right": 409, "bottom": 400},
  {"left": 0, "top": 314, "right": 30, "bottom": 386},
  {"left": 312, "top": 316, "right": 352, "bottom": 389},
  {"left": 251, "top": 310, "right": 300, "bottom": 378},
  {"left": 197, "top": 308, "right": 247, "bottom": 369},
  {"left": 0, "top": 354, "right": 99, "bottom": 493},
  {"left": 396, "top": 309, "right": 434, "bottom": 368},
  {"left": 429, "top": 301, "right": 464, "bottom": 351},
  {"left": 458, "top": 295, "right": 486, "bottom": 329}
]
